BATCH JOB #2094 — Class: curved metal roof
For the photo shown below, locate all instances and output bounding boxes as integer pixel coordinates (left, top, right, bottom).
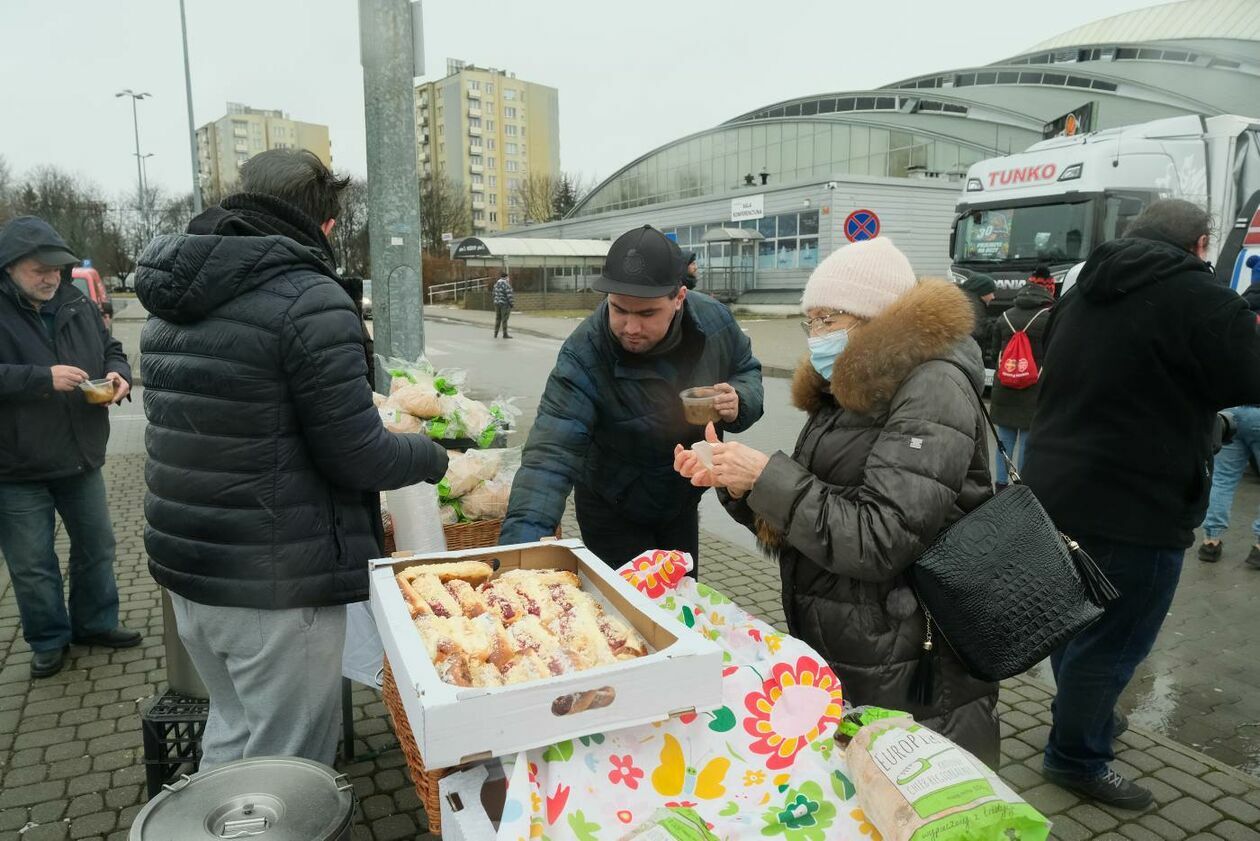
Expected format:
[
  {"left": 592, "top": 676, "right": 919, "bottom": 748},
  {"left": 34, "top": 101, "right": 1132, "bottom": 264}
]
[
  {"left": 451, "top": 237, "right": 610, "bottom": 259},
  {"left": 1029, "top": 0, "right": 1260, "bottom": 51}
]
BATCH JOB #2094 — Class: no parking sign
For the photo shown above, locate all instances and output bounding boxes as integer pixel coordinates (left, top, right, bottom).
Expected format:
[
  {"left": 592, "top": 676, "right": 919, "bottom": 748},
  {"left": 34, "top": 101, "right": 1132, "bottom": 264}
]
[{"left": 844, "top": 209, "right": 880, "bottom": 242}]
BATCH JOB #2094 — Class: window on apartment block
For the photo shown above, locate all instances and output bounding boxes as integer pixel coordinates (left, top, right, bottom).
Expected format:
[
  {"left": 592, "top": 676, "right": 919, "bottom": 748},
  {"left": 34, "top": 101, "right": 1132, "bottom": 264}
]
[
  {"left": 505, "top": 125, "right": 518, "bottom": 137},
  {"left": 506, "top": 142, "right": 518, "bottom": 155},
  {"left": 504, "top": 105, "right": 517, "bottom": 118},
  {"left": 504, "top": 89, "right": 517, "bottom": 100}
]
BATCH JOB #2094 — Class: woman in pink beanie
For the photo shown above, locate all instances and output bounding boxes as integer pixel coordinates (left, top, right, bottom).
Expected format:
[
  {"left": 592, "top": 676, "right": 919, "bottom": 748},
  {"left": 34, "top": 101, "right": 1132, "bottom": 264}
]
[{"left": 675, "top": 237, "right": 1000, "bottom": 765}]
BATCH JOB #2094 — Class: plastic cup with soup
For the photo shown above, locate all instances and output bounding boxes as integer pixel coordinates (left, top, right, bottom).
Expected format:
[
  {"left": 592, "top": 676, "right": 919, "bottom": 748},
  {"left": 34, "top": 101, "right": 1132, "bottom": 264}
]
[{"left": 680, "top": 387, "right": 722, "bottom": 425}]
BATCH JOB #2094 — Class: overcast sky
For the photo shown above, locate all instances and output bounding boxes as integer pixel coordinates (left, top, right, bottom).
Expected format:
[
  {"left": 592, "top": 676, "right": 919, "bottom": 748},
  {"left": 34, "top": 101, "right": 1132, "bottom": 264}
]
[{"left": 1, "top": 0, "right": 1159, "bottom": 200}]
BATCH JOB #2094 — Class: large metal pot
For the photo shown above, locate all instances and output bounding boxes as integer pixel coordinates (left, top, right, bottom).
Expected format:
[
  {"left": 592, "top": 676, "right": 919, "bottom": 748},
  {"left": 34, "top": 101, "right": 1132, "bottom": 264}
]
[{"left": 130, "top": 757, "right": 356, "bottom": 841}]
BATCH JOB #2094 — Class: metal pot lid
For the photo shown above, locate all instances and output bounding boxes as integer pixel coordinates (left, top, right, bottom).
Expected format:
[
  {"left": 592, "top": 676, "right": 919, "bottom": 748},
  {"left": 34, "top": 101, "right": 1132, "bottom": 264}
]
[{"left": 131, "top": 757, "right": 355, "bottom": 841}]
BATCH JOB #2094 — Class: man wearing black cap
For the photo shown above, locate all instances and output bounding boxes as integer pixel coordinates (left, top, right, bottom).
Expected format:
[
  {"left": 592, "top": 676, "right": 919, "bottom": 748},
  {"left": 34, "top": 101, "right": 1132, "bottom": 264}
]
[
  {"left": 499, "top": 225, "right": 764, "bottom": 574},
  {"left": 961, "top": 273, "right": 997, "bottom": 365},
  {"left": 682, "top": 252, "right": 699, "bottom": 290},
  {"left": 0, "top": 215, "right": 139, "bottom": 678}
]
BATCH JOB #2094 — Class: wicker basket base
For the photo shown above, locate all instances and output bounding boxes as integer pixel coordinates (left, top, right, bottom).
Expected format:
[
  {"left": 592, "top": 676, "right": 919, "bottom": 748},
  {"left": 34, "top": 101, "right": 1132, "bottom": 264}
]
[{"left": 382, "top": 658, "right": 449, "bottom": 835}]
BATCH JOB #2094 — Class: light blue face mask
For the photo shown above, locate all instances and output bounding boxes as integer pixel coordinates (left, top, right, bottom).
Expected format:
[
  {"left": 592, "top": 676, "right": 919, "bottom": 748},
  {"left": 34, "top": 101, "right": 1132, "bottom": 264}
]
[{"left": 808, "top": 329, "right": 849, "bottom": 380}]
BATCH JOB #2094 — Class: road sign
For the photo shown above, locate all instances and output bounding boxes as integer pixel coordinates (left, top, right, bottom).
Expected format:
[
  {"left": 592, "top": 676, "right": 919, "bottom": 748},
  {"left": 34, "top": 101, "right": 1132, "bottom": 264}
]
[
  {"left": 844, "top": 209, "right": 880, "bottom": 242},
  {"left": 441, "top": 232, "right": 454, "bottom": 242}
]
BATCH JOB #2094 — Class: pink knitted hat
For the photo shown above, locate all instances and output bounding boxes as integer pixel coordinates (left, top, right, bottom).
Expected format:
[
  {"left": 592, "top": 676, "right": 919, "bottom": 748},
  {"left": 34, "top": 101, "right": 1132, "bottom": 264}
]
[{"left": 801, "top": 237, "right": 916, "bottom": 319}]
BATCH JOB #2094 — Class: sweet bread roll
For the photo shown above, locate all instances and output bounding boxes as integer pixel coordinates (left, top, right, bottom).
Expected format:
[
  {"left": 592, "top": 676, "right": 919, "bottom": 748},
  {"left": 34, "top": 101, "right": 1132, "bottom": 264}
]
[
  {"left": 391, "top": 383, "right": 443, "bottom": 419},
  {"left": 400, "top": 561, "right": 494, "bottom": 587}
]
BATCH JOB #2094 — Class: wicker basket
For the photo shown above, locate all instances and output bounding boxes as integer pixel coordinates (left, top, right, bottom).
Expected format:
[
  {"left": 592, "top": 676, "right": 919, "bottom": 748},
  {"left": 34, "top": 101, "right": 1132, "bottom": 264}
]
[
  {"left": 381, "top": 512, "right": 503, "bottom": 555},
  {"left": 381, "top": 658, "right": 449, "bottom": 834}
]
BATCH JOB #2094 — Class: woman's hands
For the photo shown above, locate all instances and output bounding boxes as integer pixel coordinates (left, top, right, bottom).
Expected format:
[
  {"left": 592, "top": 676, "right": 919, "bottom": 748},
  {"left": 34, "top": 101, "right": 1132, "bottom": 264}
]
[{"left": 674, "top": 422, "right": 771, "bottom": 497}]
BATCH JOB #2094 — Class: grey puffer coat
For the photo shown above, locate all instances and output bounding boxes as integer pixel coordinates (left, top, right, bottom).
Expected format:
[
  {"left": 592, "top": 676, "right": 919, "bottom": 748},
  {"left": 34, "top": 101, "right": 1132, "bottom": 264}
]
[{"left": 724, "top": 279, "right": 1000, "bottom": 766}]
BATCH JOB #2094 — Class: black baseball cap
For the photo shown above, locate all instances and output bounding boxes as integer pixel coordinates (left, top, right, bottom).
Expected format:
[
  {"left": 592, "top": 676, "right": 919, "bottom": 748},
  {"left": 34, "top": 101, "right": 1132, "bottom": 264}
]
[{"left": 594, "top": 225, "right": 687, "bottom": 298}]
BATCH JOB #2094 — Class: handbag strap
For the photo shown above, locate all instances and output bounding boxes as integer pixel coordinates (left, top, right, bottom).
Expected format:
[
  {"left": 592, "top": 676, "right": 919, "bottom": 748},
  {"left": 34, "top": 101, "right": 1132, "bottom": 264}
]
[{"left": 938, "top": 359, "right": 1022, "bottom": 484}]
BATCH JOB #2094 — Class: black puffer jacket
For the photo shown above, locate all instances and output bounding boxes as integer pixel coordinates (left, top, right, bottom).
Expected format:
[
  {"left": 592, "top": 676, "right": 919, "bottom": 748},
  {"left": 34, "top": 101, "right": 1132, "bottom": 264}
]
[
  {"left": 989, "top": 283, "right": 1053, "bottom": 430},
  {"left": 0, "top": 216, "right": 130, "bottom": 482},
  {"left": 723, "top": 280, "right": 1000, "bottom": 766},
  {"left": 1025, "top": 236, "right": 1260, "bottom": 549},
  {"left": 136, "top": 196, "right": 448, "bottom": 609}
]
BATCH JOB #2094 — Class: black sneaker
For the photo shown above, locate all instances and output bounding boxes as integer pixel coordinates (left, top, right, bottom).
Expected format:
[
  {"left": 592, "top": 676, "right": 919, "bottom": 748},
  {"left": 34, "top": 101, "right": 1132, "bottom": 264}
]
[
  {"left": 1042, "top": 765, "right": 1153, "bottom": 810},
  {"left": 1247, "top": 544, "right": 1260, "bottom": 570},
  {"left": 1198, "top": 541, "right": 1223, "bottom": 563}
]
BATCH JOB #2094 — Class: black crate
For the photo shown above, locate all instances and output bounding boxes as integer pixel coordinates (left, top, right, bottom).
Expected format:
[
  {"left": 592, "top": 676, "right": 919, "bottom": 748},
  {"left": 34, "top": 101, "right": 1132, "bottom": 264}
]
[{"left": 140, "top": 690, "right": 209, "bottom": 799}]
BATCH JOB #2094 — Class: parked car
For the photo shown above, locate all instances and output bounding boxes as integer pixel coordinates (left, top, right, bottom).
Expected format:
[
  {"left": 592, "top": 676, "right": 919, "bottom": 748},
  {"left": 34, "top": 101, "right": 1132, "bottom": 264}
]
[{"left": 71, "top": 265, "right": 114, "bottom": 333}]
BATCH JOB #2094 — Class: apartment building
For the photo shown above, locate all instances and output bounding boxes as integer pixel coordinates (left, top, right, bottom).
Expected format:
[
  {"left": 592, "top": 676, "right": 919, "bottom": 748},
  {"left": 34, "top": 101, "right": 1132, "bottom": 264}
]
[
  {"left": 416, "top": 59, "right": 560, "bottom": 234},
  {"left": 196, "top": 102, "right": 332, "bottom": 199}
]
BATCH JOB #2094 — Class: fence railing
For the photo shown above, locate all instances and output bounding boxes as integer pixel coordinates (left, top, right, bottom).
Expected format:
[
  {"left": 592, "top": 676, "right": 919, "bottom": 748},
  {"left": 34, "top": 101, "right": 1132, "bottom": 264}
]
[{"left": 426, "top": 277, "right": 490, "bottom": 305}]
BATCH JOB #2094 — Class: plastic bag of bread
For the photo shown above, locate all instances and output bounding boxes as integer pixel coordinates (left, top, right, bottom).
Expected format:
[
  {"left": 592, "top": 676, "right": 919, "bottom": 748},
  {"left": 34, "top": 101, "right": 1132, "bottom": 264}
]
[
  {"left": 460, "top": 479, "right": 511, "bottom": 521},
  {"left": 380, "top": 407, "right": 422, "bottom": 434},
  {"left": 443, "top": 449, "right": 505, "bottom": 498},
  {"left": 847, "top": 712, "right": 1050, "bottom": 841},
  {"left": 439, "top": 503, "right": 461, "bottom": 526},
  {"left": 389, "top": 383, "right": 443, "bottom": 419},
  {"left": 372, "top": 392, "right": 388, "bottom": 408}
]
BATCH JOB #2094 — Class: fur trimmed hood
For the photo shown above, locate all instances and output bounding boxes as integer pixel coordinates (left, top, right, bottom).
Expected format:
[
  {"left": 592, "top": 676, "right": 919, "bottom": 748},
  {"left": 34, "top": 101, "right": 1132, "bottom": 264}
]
[{"left": 792, "top": 279, "right": 977, "bottom": 416}]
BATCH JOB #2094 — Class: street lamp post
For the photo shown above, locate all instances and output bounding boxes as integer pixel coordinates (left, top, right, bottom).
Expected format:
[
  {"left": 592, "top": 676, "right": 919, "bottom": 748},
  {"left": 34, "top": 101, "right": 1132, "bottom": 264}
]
[
  {"left": 178, "top": 0, "right": 202, "bottom": 214},
  {"left": 140, "top": 153, "right": 156, "bottom": 230},
  {"left": 115, "top": 89, "right": 151, "bottom": 224}
]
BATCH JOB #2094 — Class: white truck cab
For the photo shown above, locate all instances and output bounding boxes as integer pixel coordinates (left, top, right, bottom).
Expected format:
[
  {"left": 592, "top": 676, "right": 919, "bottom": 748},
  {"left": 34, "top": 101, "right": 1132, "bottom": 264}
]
[{"left": 952, "top": 114, "right": 1260, "bottom": 303}]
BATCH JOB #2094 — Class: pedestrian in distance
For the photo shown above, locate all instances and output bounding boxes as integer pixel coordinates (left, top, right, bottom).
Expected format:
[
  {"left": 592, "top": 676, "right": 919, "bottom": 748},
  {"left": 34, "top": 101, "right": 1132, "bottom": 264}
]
[
  {"left": 675, "top": 237, "right": 1001, "bottom": 767},
  {"left": 682, "top": 251, "right": 699, "bottom": 290},
  {"left": 960, "top": 272, "right": 997, "bottom": 367},
  {"left": 1199, "top": 269, "right": 1260, "bottom": 568},
  {"left": 1023, "top": 199, "right": 1260, "bottom": 809},
  {"left": 493, "top": 270, "right": 514, "bottom": 339},
  {"left": 136, "top": 149, "right": 449, "bottom": 769},
  {"left": 0, "top": 215, "right": 141, "bottom": 679},
  {"left": 988, "top": 264, "right": 1054, "bottom": 491},
  {"left": 498, "top": 225, "right": 764, "bottom": 577}
]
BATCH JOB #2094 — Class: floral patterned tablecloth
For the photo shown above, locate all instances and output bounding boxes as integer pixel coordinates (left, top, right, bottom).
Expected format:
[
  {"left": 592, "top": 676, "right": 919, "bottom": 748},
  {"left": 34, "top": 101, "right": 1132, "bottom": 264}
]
[{"left": 496, "top": 550, "right": 882, "bottom": 841}]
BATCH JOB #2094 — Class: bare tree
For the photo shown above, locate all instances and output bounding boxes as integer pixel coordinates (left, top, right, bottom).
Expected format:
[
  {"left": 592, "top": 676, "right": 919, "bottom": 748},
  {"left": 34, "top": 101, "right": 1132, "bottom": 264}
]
[
  {"left": 330, "top": 178, "right": 370, "bottom": 277},
  {"left": 420, "top": 174, "right": 471, "bottom": 254},
  {"left": 0, "top": 155, "right": 12, "bottom": 224},
  {"left": 513, "top": 172, "right": 559, "bottom": 224}
]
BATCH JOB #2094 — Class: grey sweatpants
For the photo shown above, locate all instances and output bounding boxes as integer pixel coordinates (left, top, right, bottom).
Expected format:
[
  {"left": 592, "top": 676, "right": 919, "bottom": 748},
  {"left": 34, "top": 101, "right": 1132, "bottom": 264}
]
[{"left": 169, "top": 592, "right": 347, "bottom": 769}]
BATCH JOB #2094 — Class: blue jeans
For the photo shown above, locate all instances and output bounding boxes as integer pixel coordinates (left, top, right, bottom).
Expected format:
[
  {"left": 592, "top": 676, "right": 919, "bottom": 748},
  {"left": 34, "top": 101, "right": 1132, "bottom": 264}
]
[
  {"left": 1045, "top": 537, "right": 1184, "bottom": 778},
  {"left": 995, "top": 425, "right": 1026, "bottom": 485},
  {"left": 1202, "top": 406, "right": 1260, "bottom": 541},
  {"left": 0, "top": 469, "right": 120, "bottom": 652}
]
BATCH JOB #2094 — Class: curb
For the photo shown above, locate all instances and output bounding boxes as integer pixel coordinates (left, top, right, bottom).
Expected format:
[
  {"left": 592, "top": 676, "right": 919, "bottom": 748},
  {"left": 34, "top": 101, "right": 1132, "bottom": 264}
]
[{"left": 1014, "top": 672, "right": 1260, "bottom": 787}]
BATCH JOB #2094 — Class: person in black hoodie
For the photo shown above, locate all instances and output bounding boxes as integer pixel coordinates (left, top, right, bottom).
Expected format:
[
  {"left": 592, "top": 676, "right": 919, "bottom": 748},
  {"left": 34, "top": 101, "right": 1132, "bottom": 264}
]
[
  {"left": 988, "top": 269, "right": 1054, "bottom": 490},
  {"left": 136, "top": 149, "right": 448, "bottom": 768},
  {"left": 0, "top": 216, "right": 140, "bottom": 679},
  {"left": 1023, "top": 200, "right": 1260, "bottom": 809},
  {"left": 960, "top": 273, "right": 997, "bottom": 367}
]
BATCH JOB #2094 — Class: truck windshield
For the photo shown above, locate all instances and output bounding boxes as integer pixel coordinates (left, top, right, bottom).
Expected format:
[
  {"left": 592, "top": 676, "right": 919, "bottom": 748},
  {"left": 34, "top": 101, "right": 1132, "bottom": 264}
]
[{"left": 954, "top": 201, "right": 1093, "bottom": 265}]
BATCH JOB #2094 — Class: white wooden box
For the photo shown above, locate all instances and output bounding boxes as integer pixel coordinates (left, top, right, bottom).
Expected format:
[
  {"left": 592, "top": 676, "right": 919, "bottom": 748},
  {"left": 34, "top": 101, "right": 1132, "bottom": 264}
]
[{"left": 369, "top": 539, "right": 723, "bottom": 770}]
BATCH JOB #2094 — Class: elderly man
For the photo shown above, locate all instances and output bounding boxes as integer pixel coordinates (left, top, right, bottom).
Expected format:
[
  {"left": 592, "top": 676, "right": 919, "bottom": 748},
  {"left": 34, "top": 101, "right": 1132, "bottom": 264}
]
[
  {"left": 499, "top": 225, "right": 764, "bottom": 576},
  {"left": 0, "top": 216, "right": 138, "bottom": 679}
]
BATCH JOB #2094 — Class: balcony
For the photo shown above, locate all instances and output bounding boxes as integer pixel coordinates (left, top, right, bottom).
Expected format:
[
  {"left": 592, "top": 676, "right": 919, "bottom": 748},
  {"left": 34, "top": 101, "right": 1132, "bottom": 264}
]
[
  {"left": 472, "top": 198, "right": 486, "bottom": 210},
  {"left": 468, "top": 125, "right": 482, "bottom": 137},
  {"left": 469, "top": 144, "right": 484, "bottom": 155},
  {"left": 467, "top": 88, "right": 482, "bottom": 99},
  {"left": 469, "top": 163, "right": 484, "bottom": 174},
  {"left": 468, "top": 106, "right": 482, "bottom": 118},
  {"left": 473, "top": 218, "right": 489, "bottom": 229}
]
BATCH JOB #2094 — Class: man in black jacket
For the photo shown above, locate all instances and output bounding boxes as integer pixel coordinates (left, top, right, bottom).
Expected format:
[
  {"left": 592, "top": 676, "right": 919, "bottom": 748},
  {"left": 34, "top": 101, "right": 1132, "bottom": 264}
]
[
  {"left": 1024, "top": 200, "right": 1260, "bottom": 809},
  {"left": 0, "top": 216, "right": 139, "bottom": 679},
  {"left": 136, "top": 150, "right": 448, "bottom": 767}
]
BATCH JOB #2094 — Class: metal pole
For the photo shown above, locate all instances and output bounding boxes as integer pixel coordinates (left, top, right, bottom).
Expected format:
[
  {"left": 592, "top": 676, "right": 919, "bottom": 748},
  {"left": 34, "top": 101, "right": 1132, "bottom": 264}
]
[
  {"left": 179, "top": 0, "right": 203, "bottom": 214},
  {"left": 359, "top": 0, "right": 426, "bottom": 391},
  {"left": 130, "top": 96, "right": 144, "bottom": 215}
]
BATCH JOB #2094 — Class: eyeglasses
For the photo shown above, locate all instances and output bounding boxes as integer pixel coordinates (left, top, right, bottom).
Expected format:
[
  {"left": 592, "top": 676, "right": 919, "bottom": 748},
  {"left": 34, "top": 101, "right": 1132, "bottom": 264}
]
[{"left": 800, "top": 314, "right": 844, "bottom": 335}]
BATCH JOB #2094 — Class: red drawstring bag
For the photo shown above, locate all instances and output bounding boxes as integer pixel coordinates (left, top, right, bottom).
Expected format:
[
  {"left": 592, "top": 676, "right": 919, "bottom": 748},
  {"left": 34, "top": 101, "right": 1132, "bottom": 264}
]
[{"left": 997, "top": 309, "right": 1047, "bottom": 389}]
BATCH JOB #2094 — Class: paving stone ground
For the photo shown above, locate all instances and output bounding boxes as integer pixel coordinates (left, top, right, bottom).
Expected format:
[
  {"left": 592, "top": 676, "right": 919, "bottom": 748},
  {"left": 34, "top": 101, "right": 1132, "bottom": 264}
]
[
  {"left": 2, "top": 465, "right": 1258, "bottom": 840},
  {"left": 1, "top": 304, "right": 1257, "bottom": 839}
]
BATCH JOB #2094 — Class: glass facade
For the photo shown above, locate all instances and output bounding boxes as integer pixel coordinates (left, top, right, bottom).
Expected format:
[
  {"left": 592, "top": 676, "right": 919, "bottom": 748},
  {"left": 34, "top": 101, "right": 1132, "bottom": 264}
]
[
  {"left": 660, "top": 209, "right": 821, "bottom": 272},
  {"left": 576, "top": 120, "right": 986, "bottom": 217}
]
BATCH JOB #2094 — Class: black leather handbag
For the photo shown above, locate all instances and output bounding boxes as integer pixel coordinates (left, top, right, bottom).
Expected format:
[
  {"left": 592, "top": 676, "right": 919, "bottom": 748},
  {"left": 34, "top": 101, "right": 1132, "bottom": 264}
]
[{"left": 907, "top": 363, "right": 1119, "bottom": 692}]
